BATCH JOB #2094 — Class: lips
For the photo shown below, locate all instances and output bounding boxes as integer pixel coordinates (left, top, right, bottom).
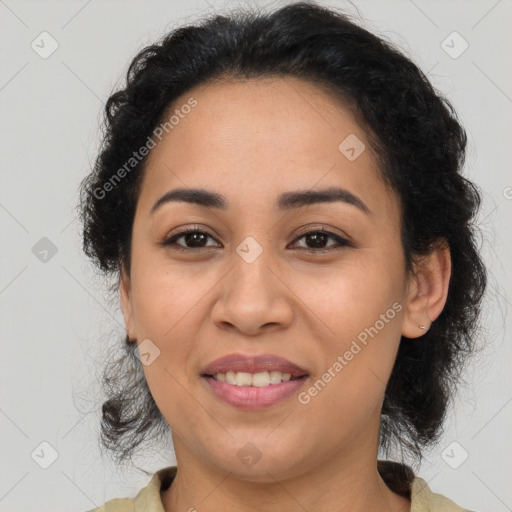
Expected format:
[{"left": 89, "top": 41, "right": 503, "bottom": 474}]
[{"left": 201, "top": 353, "right": 309, "bottom": 379}]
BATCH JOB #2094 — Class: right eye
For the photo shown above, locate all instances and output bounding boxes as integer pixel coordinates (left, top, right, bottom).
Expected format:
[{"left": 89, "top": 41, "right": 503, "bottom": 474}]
[{"left": 159, "top": 228, "right": 221, "bottom": 251}]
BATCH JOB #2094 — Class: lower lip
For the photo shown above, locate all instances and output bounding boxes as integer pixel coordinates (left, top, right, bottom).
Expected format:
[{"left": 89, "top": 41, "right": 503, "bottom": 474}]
[{"left": 202, "top": 375, "right": 308, "bottom": 409}]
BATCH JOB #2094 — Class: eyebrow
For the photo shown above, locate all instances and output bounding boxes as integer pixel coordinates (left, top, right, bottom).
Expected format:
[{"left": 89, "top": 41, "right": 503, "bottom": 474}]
[{"left": 150, "top": 186, "right": 370, "bottom": 215}]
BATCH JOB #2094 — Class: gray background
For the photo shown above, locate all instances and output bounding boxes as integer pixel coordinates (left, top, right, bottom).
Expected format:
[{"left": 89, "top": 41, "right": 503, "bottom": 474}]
[{"left": 0, "top": 0, "right": 511, "bottom": 511}]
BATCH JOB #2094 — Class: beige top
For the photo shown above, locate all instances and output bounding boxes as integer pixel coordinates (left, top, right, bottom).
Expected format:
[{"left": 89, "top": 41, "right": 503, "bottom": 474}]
[{"left": 87, "top": 462, "right": 474, "bottom": 512}]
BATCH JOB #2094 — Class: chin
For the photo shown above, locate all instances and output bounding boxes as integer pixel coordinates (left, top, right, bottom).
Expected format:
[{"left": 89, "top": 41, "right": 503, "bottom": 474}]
[{"left": 206, "top": 441, "right": 306, "bottom": 481}]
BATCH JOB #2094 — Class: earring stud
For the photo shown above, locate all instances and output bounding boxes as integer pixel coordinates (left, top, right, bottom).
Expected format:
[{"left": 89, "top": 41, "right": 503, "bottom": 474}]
[{"left": 419, "top": 325, "right": 427, "bottom": 330}]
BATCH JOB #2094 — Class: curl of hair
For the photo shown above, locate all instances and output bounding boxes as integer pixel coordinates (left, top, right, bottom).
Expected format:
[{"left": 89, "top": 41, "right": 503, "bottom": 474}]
[{"left": 79, "top": 2, "right": 487, "bottom": 470}]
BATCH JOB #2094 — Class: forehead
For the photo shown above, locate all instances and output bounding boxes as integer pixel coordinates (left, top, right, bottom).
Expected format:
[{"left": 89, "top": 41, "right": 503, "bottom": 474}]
[{"left": 137, "top": 76, "right": 396, "bottom": 219}]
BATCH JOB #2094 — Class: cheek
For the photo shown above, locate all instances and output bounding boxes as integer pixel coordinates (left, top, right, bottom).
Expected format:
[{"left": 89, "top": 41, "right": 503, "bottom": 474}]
[
  {"left": 309, "top": 256, "right": 403, "bottom": 334},
  {"left": 299, "top": 260, "right": 404, "bottom": 414},
  {"left": 129, "top": 262, "right": 216, "bottom": 388},
  {"left": 130, "top": 260, "right": 207, "bottom": 338},
  {"left": 300, "top": 319, "right": 402, "bottom": 444}
]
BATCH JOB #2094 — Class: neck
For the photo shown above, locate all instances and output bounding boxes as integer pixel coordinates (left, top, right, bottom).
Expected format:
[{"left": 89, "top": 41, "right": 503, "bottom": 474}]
[{"left": 161, "top": 437, "right": 411, "bottom": 512}]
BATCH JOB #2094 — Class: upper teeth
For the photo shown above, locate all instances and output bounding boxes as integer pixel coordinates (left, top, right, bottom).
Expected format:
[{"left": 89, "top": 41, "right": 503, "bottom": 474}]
[{"left": 213, "top": 371, "right": 293, "bottom": 387}]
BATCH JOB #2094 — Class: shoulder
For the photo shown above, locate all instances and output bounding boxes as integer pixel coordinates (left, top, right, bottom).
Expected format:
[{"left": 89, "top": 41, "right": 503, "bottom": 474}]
[
  {"left": 377, "top": 460, "right": 476, "bottom": 512},
  {"left": 84, "top": 466, "right": 177, "bottom": 512},
  {"left": 85, "top": 497, "right": 134, "bottom": 512},
  {"left": 411, "top": 476, "right": 476, "bottom": 512}
]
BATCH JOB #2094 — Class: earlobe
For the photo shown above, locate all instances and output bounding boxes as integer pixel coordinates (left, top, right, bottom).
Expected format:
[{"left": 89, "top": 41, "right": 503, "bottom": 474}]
[{"left": 401, "top": 243, "right": 451, "bottom": 339}]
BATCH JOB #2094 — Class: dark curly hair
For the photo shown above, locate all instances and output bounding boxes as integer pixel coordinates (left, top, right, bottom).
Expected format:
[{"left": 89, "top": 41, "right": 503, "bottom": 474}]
[{"left": 78, "top": 2, "right": 487, "bottom": 470}]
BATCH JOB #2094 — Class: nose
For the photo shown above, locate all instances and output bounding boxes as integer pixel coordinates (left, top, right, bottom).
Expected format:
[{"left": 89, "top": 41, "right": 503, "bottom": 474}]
[{"left": 211, "top": 246, "right": 294, "bottom": 336}]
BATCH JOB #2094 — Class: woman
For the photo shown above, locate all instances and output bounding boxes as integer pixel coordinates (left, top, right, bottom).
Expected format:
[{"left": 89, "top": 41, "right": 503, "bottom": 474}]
[{"left": 79, "top": 2, "right": 487, "bottom": 511}]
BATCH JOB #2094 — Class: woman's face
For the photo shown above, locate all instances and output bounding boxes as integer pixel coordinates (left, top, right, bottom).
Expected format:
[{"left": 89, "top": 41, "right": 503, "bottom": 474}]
[{"left": 120, "top": 77, "right": 424, "bottom": 480}]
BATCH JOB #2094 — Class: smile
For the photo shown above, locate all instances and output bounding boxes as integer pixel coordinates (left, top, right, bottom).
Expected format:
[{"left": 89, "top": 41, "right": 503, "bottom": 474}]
[
  {"left": 208, "top": 370, "right": 301, "bottom": 387},
  {"left": 202, "top": 373, "right": 309, "bottom": 409}
]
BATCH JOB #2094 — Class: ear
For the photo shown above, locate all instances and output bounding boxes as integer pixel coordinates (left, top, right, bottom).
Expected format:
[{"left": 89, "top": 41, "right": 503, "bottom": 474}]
[
  {"left": 119, "top": 265, "right": 135, "bottom": 341},
  {"left": 401, "top": 241, "right": 451, "bottom": 339}
]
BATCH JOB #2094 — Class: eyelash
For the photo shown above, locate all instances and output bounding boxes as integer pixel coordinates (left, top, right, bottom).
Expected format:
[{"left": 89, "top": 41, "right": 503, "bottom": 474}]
[{"left": 159, "top": 226, "right": 353, "bottom": 254}]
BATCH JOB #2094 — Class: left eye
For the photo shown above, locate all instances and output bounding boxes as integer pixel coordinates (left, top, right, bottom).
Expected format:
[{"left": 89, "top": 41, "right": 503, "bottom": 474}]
[
  {"left": 160, "top": 228, "right": 351, "bottom": 253},
  {"left": 291, "top": 229, "right": 352, "bottom": 252}
]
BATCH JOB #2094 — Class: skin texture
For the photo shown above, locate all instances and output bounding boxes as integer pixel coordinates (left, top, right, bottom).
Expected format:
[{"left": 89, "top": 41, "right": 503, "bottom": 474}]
[{"left": 119, "top": 77, "right": 451, "bottom": 512}]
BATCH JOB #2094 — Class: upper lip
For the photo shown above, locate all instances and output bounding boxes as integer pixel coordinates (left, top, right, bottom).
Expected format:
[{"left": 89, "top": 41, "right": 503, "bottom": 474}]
[{"left": 201, "top": 353, "right": 309, "bottom": 378}]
